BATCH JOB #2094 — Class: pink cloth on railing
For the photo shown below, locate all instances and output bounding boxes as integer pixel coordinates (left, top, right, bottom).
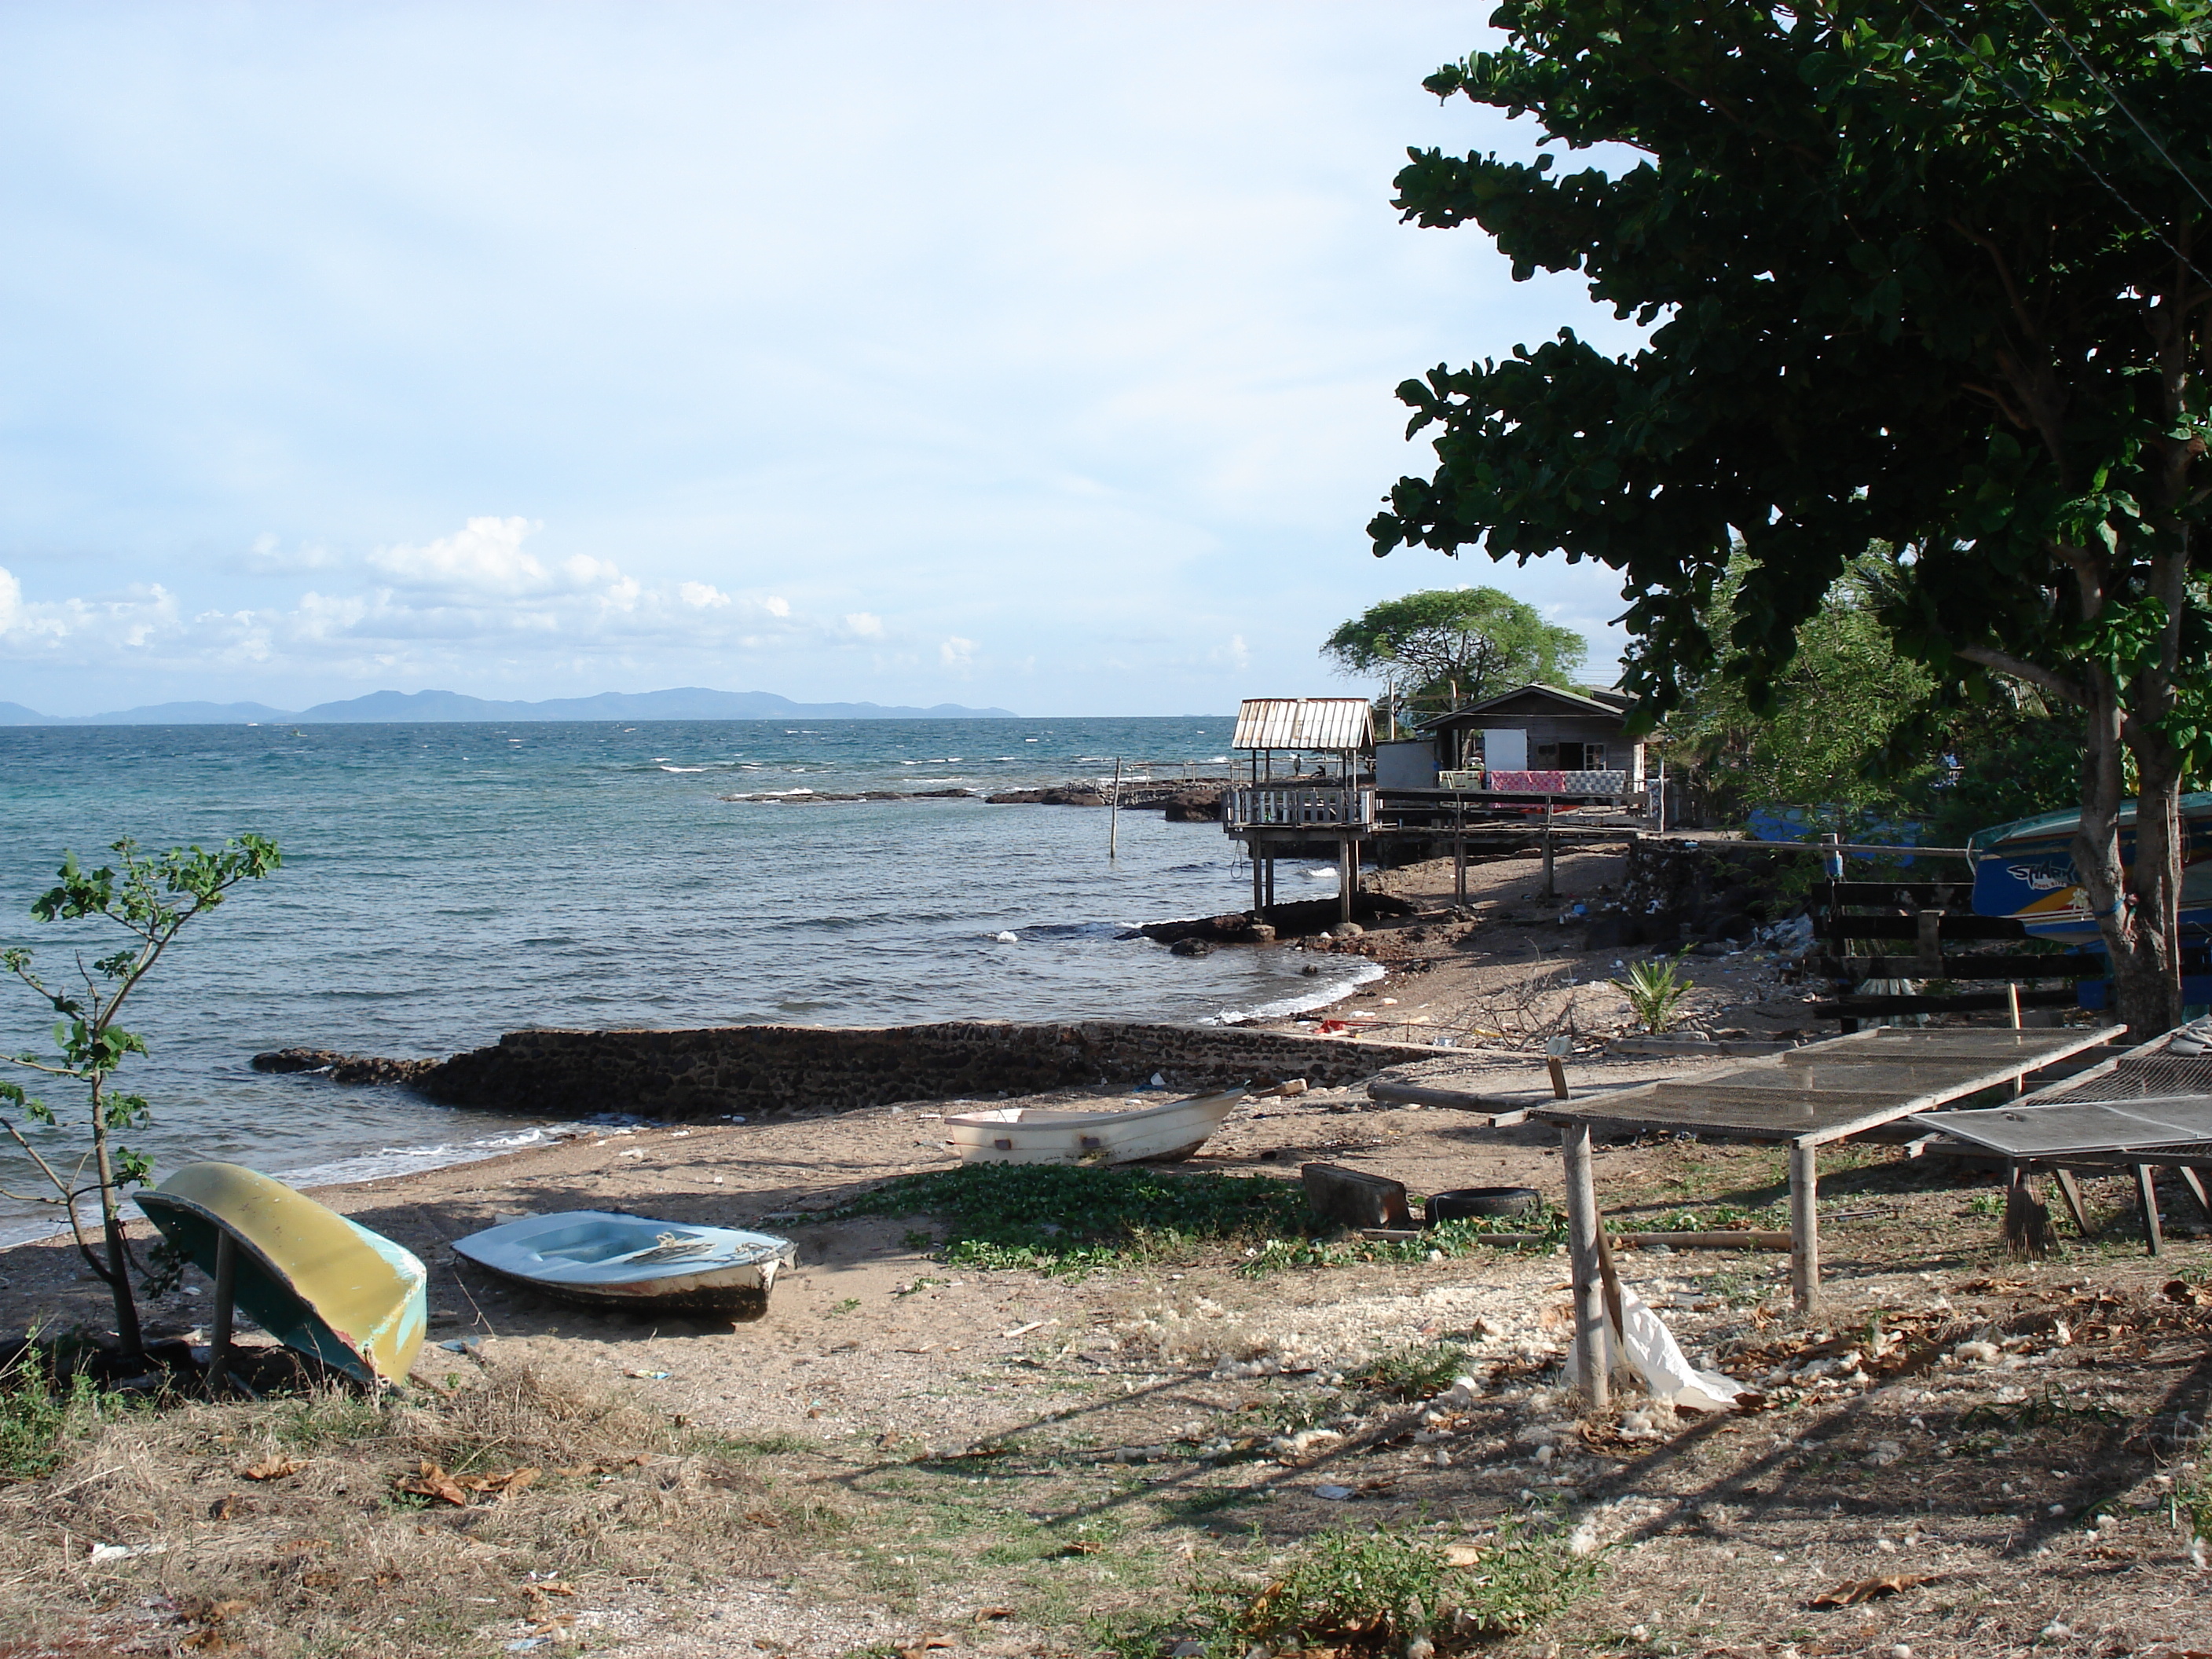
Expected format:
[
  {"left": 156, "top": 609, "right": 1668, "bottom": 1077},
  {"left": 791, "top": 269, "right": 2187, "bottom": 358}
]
[{"left": 1485, "top": 770, "right": 1568, "bottom": 793}]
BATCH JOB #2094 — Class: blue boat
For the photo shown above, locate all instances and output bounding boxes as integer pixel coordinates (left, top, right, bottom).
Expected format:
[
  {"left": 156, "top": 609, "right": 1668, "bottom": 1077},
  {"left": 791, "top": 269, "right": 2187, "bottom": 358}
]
[
  {"left": 1968, "top": 793, "right": 2212, "bottom": 944},
  {"left": 452, "top": 1210, "right": 797, "bottom": 1317}
]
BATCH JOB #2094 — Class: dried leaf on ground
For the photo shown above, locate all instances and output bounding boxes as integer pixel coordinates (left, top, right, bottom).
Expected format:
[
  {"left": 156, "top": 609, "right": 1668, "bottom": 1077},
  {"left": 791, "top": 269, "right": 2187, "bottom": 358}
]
[
  {"left": 396, "top": 1460, "right": 543, "bottom": 1505},
  {"left": 395, "top": 1461, "right": 471, "bottom": 1506},
  {"left": 1441, "top": 1544, "right": 1484, "bottom": 1566},
  {"left": 1809, "top": 1573, "right": 1939, "bottom": 1608},
  {"left": 241, "top": 1455, "right": 305, "bottom": 1481},
  {"left": 973, "top": 1606, "right": 1015, "bottom": 1621},
  {"left": 895, "top": 1636, "right": 954, "bottom": 1659}
]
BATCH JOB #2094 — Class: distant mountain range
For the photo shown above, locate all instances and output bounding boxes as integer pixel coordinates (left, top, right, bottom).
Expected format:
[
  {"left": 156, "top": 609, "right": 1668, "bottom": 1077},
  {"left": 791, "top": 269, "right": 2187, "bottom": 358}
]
[{"left": 0, "top": 687, "right": 1019, "bottom": 726}]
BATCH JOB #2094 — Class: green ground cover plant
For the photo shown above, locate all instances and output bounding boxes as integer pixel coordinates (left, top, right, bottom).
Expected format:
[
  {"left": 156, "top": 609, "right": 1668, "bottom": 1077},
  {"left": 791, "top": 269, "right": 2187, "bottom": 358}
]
[
  {"left": 1097, "top": 1522, "right": 1598, "bottom": 1659},
  {"left": 832, "top": 1164, "right": 1313, "bottom": 1273},
  {"left": 835, "top": 1164, "right": 1569, "bottom": 1276},
  {"left": 0, "top": 1357, "right": 112, "bottom": 1480}
]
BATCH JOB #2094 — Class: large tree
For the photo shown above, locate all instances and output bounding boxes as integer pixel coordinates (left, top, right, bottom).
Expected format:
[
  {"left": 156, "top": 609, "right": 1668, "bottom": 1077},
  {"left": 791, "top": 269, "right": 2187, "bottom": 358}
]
[
  {"left": 1370, "top": 0, "right": 2212, "bottom": 1030},
  {"left": 1662, "top": 548, "right": 1936, "bottom": 829},
  {"left": 1323, "top": 586, "right": 1588, "bottom": 718}
]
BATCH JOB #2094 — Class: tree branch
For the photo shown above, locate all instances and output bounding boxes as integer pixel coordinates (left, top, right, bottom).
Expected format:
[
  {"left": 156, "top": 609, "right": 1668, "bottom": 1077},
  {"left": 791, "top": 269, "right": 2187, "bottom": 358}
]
[{"left": 1956, "top": 644, "right": 2085, "bottom": 705}]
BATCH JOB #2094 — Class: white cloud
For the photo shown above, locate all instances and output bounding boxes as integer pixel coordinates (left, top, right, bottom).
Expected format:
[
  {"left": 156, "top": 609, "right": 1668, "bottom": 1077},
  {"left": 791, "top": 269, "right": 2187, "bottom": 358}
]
[
  {"left": 939, "top": 635, "right": 976, "bottom": 669},
  {"left": 0, "top": 522, "right": 825, "bottom": 686},
  {"left": 0, "top": 564, "right": 181, "bottom": 654},
  {"left": 367, "top": 516, "right": 553, "bottom": 595},
  {"left": 842, "top": 611, "right": 884, "bottom": 639}
]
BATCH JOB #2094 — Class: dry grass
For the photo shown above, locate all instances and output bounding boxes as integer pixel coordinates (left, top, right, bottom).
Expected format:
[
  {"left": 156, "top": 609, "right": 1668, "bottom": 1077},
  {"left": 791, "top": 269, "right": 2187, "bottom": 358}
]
[{"left": 0, "top": 1354, "right": 842, "bottom": 1657}]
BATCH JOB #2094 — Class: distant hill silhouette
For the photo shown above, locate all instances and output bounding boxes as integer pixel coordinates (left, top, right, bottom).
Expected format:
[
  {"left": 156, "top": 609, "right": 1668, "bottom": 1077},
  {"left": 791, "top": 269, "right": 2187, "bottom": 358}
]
[{"left": 0, "top": 687, "right": 1018, "bottom": 725}]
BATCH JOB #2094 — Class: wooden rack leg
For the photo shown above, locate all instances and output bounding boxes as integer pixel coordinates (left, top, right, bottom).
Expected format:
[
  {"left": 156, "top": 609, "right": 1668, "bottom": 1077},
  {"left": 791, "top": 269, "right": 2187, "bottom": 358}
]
[
  {"left": 2176, "top": 1164, "right": 2212, "bottom": 1222},
  {"left": 1560, "top": 1122, "right": 1608, "bottom": 1408},
  {"left": 2052, "top": 1168, "right": 2097, "bottom": 1239},
  {"left": 2134, "top": 1164, "right": 2165, "bottom": 1257},
  {"left": 207, "top": 1231, "right": 237, "bottom": 1399},
  {"left": 1789, "top": 1141, "right": 1822, "bottom": 1315}
]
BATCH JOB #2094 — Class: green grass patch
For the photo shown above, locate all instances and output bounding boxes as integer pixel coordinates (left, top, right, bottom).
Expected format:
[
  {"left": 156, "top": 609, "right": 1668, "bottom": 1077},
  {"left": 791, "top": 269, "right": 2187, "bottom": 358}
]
[
  {"left": 829, "top": 1163, "right": 1313, "bottom": 1273},
  {"left": 1237, "top": 1213, "right": 1566, "bottom": 1276},
  {"left": 1635, "top": 1201, "right": 1789, "bottom": 1232},
  {"left": 0, "top": 1362, "right": 112, "bottom": 1480},
  {"left": 1097, "top": 1522, "right": 1598, "bottom": 1659},
  {"left": 831, "top": 1163, "right": 1568, "bottom": 1276},
  {"left": 1350, "top": 1342, "right": 1470, "bottom": 1401}
]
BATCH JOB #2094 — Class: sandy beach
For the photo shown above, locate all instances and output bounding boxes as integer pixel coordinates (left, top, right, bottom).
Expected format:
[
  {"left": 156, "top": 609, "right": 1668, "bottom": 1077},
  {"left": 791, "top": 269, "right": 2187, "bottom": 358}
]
[{"left": 2, "top": 842, "right": 2203, "bottom": 1657}]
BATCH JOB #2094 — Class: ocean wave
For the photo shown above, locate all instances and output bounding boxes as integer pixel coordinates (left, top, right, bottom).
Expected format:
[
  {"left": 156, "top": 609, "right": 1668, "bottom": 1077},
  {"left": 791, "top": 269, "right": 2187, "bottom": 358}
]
[
  {"left": 1205, "top": 959, "right": 1386, "bottom": 1025},
  {"left": 273, "top": 1126, "right": 563, "bottom": 1189},
  {"left": 659, "top": 764, "right": 708, "bottom": 772}
]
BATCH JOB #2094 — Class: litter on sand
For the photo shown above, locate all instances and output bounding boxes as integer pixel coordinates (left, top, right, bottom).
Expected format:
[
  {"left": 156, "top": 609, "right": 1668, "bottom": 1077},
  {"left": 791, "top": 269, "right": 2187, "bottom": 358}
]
[{"left": 1566, "top": 1285, "right": 1749, "bottom": 1411}]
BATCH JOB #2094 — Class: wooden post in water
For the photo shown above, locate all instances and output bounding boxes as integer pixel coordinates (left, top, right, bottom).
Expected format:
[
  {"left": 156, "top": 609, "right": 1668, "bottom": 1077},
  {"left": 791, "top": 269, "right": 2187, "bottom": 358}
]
[
  {"left": 1108, "top": 757, "right": 1122, "bottom": 860},
  {"left": 1560, "top": 1122, "right": 1608, "bottom": 1407},
  {"left": 207, "top": 1230, "right": 238, "bottom": 1398},
  {"left": 1339, "top": 838, "right": 1356, "bottom": 926}
]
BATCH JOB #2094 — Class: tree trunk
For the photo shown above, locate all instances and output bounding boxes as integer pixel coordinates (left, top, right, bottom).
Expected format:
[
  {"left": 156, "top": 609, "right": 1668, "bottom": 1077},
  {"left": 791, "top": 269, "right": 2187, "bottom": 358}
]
[
  {"left": 2079, "top": 670, "right": 2185, "bottom": 1036},
  {"left": 89, "top": 1107, "right": 144, "bottom": 1364}
]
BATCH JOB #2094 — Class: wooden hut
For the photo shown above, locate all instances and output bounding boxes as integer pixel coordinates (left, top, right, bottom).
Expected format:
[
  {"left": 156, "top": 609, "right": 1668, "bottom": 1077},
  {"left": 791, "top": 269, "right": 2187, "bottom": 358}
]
[
  {"left": 1221, "top": 698, "right": 1375, "bottom": 922},
  {"left": 1421, "top": 683, "right": 1643, "bottom": 798}
]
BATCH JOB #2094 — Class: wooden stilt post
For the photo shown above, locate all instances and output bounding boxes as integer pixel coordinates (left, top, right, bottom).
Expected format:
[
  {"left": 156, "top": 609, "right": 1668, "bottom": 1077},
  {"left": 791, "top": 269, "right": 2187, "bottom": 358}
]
[
  {"left": 2135, "top": 1163, "right": 2164, "bottom": 1256},
  {"left": 2176, "top": 1163, "right": 2212, "bottom": 1221},
  {"left": 1789, "top": 1141, "right": 1822, "bottom": 1314},
  {"left": 1560, "top": 1121, "right": 1608, "bottom": 1408},
  {"left": 2006, "top": 983, "right": 2023, "bottom": 1097},
  {"left": 1252, "top": 850, "right": 1264, "bottom": 911},
  {"left": 207, "top": 1230, "right": 238, "bottom": 1398},
  {"left": 1339, "top": 839, "right": 1355, "bottom": 926},
  {"left": 2053, "top": 1167, "right": 2097, "bottom": 1238},
  {"left": 1453, "top": 798, "right": 1467, "bottom": 903}
]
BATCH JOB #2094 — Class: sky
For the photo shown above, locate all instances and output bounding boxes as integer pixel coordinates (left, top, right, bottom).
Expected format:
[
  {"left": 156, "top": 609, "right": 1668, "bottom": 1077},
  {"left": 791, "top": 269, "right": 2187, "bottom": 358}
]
[{"left": 0, "top": 2, "right": 1646, "bottom": 718}]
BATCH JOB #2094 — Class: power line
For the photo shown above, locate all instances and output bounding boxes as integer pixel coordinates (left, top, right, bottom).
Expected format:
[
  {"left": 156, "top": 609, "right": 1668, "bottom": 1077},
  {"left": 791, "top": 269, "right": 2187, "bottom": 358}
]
[
  {"left": 2016, "top": 0, "right": 2212, "bottom": 219},
  {"left": 1910, "top": 0, "right": 2212, "bottom": 294}
]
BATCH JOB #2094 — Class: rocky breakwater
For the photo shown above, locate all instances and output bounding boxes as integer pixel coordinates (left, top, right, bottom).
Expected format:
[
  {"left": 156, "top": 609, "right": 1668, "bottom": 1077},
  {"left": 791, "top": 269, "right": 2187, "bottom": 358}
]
[
  {"left": 984, "top": 780, "right": 1227, "bottom": 821},
  {"left": 252, "top": 1019, "right": 1443, "bottom": 1121},
  {"left": 1129, "top": 891, "right": 1418, "bottom": 955}
]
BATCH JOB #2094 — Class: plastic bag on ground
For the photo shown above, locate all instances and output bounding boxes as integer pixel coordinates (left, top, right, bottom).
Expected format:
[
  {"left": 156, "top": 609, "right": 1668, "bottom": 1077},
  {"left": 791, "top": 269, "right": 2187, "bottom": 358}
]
[{"left": 1562, "top": 1286, "right": 1746, "bottom": 1412}]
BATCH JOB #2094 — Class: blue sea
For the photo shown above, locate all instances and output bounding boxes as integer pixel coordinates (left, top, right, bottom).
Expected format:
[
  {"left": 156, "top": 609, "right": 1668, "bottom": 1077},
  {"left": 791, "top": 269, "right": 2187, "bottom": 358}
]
[{"left": 0, "top": 718, "right": 1368, "bottom": 1232}]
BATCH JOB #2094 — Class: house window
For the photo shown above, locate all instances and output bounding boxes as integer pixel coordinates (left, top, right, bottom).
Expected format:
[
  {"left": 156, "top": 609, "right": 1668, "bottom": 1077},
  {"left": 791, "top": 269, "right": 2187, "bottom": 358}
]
[{"left": 1556, "top": 742, "right": 1607, "bottom": 771}]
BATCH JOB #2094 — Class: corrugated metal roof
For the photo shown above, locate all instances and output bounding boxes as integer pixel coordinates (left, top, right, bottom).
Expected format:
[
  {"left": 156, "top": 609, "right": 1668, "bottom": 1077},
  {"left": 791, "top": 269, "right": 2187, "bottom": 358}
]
[
  {"left": 1232, "top": 698, "right": 1373, "bottom": 751},
  {"left": 1419, "top": 682, "right": 1637, "bottom": 731}
]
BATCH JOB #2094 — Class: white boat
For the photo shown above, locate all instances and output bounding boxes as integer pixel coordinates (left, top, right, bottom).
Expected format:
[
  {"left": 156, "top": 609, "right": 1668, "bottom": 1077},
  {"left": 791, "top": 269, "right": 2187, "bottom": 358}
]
[
  {"left": 942, "top": 1086, "right": 1246, "bottom": 1165},
  {"left": 452, "top": 1211, "right": 797, "bottom": 1317}
]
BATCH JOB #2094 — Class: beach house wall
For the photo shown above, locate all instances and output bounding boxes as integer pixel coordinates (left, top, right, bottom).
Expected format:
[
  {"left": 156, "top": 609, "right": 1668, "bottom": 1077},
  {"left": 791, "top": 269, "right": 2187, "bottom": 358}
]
[{"left": 1422, "top": 684, "right": 1644, "bottom": 790}]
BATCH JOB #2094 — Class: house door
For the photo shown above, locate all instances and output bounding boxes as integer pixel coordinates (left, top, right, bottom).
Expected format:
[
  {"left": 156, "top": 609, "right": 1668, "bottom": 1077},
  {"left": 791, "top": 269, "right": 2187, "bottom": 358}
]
[{"left": 1482, "top": 729, "right": 1527, "bottom": 771}]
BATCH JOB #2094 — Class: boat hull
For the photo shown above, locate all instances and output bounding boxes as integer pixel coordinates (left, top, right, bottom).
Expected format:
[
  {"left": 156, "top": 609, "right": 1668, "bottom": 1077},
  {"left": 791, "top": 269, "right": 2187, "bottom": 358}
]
[
  {"left": 942, "top": 1088, "right": 1243, "bottom": 1165},
  {"left": 137, "top": 1162, "right": 427, "bottom": 1386},
  {"left": 452, "top": 1211, "right": 797, "bottom": 1318},
  {"left": 1970, "top": 793, "right": 2212, "bottom": 943}
]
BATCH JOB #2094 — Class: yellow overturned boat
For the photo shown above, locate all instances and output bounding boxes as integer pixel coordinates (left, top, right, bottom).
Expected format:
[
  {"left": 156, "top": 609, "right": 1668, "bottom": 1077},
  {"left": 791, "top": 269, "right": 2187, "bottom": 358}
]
[{"left": 137, "top": 1162, "right": 427, "bottom": 1386}]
